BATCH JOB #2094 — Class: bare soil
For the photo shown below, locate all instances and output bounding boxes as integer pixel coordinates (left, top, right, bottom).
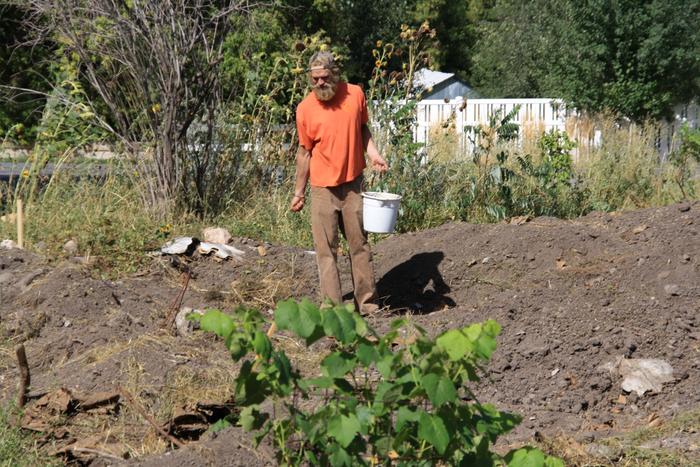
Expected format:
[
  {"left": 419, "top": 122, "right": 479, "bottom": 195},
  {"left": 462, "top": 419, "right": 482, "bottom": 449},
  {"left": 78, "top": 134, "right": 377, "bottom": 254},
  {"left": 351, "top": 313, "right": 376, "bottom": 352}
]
[{"left": 1, "top": 201, "right": 699, "bottom": 465}]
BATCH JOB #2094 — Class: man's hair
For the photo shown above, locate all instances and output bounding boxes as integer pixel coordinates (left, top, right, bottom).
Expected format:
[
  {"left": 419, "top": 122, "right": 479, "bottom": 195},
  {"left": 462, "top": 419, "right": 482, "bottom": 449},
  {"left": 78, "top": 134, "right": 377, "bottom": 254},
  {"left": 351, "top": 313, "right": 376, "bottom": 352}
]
[{"left": 307, "top": 51, "right": 340, "bottom": 75}]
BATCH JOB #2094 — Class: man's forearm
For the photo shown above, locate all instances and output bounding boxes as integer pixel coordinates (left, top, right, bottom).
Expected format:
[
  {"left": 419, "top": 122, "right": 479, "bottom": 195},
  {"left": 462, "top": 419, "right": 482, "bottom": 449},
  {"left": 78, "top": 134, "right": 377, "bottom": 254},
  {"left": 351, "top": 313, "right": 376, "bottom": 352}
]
[
  {"left": 294, "top": 146, "right": 311, "bottom": 195},
  {"left": 362, "top": 124, "right": 380, "bottom": 158}
]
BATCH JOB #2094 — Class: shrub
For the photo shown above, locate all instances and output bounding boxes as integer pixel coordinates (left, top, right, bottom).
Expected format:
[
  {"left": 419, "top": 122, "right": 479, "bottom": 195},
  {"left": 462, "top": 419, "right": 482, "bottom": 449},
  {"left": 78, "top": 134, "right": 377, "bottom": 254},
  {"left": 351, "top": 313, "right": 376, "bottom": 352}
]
[{"left": 193, "top": 300, "right": 563, "bottom": 466}]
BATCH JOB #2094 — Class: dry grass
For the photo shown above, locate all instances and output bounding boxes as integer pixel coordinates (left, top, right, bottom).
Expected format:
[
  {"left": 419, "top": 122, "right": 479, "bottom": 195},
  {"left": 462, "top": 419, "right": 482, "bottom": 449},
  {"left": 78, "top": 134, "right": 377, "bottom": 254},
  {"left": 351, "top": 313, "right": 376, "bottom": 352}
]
[{"left": 538, "top": 406, "right": 700, "bottom": 466}]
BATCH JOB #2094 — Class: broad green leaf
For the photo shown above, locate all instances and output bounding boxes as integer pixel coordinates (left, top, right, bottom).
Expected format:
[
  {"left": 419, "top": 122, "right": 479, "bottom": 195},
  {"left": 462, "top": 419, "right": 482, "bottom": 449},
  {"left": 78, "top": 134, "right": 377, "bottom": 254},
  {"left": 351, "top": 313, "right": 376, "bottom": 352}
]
[
  {"left": 272, "top": 351, "right": 293, "bottom": 394},
  {"left": 421, "top": 373, "right": 457, "bottom": 407},
  {"left": 274, "top": 299, "right": 299, "bottom": 331},
  {"left": 238, "top": 405, "right": 269, "bottom": 431},
  {"left": 354, "top": 315, "right": 369, "bottom": 337},
  {"left": 296, "top": 298, "right": 322, "bottom": 338},
  {"left": 328, "top": 444, "right": 352, "bottom": 466},
  {"left": 436, "top": 329, "right": 473, "bottom": 361},
  {"left": 322, "top": 308, "right": 357, "bottom": 344},
  {"left": 357, "top": 343, "right": 379, "bottom": 366},
  {"left": 355, "top": 405, "right": 373, "bottom": 434},
  {"left": 199, "top": 310, "right": 235, "bottom": 339},
  {"left": 396, "top": 406, "right": 420, "bottom": 431},
  {"left": 252, "top": 331, "right": 271, "bottom": 360},
  {"left": 418, "top": 412, "right": 450, "bottom": 454},
  {"left": 504, "top": 446, "right": 564, "bottom": 467},
  {"left": 321, "top": 351, "right": 356, "bottom": 378},
  {"left": 301, "top": 376, "right": 334, "bottom": 389},
  {"left": 327, "top": 413, "right": 361, "bottom": 448},
  {"left": 235, "top": 361, "right": 266, "bottom": 405},
  {"left": 206, "top": 417, "right": 232, "bottom": 434},
  {"left": 376, "top": 353, "right": 396, "bottom": 378}
]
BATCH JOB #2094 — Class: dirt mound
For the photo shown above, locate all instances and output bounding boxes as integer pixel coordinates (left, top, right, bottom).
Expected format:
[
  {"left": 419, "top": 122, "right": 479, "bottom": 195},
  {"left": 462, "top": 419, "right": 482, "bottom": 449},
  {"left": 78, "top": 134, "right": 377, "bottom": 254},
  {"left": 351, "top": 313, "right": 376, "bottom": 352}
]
[{"left": 1, "top": 202, "right": 698, "bottom": 464}]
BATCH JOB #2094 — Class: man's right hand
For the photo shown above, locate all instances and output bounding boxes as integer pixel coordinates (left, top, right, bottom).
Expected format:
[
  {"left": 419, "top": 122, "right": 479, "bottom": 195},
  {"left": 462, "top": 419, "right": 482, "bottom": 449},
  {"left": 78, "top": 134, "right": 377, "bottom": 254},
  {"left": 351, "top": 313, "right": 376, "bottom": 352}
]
[{"left": 290, "top": 194, "right": 305, "bottom": 212}]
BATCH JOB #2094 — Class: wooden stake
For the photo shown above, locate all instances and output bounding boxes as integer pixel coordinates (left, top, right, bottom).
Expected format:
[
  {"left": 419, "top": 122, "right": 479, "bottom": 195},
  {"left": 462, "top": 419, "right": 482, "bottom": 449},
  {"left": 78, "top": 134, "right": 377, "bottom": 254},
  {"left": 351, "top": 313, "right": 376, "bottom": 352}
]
[
  {"left": 15, "top": 344, "right": 30, "bottom": 407},
  {"left": 16, "top": 199, "right": 24, "bottom": 249}
]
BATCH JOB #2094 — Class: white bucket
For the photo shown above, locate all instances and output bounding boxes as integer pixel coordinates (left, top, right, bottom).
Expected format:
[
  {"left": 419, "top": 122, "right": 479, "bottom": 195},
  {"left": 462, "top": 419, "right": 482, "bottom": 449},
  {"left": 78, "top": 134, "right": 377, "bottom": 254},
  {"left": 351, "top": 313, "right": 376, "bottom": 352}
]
[{"left": 362, "top": 191, "right": 402, "bottom": 233}]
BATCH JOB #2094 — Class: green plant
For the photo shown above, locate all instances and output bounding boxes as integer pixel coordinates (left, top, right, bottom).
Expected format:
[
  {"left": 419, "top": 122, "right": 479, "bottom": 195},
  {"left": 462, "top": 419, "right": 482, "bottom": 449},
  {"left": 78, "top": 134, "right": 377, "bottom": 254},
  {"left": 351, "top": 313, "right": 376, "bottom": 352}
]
[
  {"left": 460, "top": 105, "right": 520, "bottom": 221},
  {"left": 193, "top": 300, "right": 563, "bottom": 466},
  {"left": 514, "top": 129, "right": 586, "bottom": 217},
  {"left": 668, "top": 124, "right": 700, "bottom": 200}
]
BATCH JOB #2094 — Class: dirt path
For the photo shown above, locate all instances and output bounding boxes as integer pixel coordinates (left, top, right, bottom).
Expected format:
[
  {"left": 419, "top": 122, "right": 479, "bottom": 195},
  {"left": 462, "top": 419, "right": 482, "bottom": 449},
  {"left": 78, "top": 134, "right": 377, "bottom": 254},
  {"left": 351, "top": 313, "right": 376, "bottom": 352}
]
[{"left": 1, "top": 201, "right": 698, "bottom": 464}]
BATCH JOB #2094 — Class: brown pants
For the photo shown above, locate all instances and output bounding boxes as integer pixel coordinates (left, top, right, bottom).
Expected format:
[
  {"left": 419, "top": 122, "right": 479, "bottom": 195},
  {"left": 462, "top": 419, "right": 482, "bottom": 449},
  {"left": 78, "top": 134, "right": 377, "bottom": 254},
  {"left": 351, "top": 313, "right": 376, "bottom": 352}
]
[{"left": 310, "top": 176, "right": 378, "bottom": 314}]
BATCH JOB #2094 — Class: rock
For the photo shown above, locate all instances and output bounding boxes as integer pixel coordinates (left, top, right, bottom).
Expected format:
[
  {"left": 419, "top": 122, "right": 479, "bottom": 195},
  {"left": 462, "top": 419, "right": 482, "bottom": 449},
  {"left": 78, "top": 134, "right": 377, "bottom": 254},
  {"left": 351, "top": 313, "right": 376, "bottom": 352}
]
[
  {"left": 0, "top": 272, "right": 14, "bottom": 285},
  {"left": 1, "top": 239, "right": 18, "bottom": 249},
  {"left": 678, "top": 203, "right": 691, "bottom": 212},
  {"left": 481, "top": 257, "right": 492, "bottom": 264},
  {"left": 175, "top": 307, "right": 204, "bottom": 336},
  {"left": 63, "top": 239, "right": 78, "bottom": 255},
  {"left": 663, "top": 284, "right": 680, "bottom": 296},
  {"left": 202, "top": 227, "right": 231, "bottom": 245},
  {"left": 585, "top": 443, "right": 621, "bottom": 459},
  {"left": 681, "top": 254, "right": 691, "bottom": 263},
  {"left": 656, "top": 270, "right": 671, "bottom": 280},
  {"left": 620, "top": 359, "right": 674, "bottom": 396}
]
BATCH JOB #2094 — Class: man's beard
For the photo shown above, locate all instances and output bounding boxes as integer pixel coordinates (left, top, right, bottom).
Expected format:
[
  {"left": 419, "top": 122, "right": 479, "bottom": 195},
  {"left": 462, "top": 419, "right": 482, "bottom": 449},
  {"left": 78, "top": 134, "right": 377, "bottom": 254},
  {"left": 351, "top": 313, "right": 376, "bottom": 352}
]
[{"left": 313, "top": 81, "right": 338, "bottom": 102}]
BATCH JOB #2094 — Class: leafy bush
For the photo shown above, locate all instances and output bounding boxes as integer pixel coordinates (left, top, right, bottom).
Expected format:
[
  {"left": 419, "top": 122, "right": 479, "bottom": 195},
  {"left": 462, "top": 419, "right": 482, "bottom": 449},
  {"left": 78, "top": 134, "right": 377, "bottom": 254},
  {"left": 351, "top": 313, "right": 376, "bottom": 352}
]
[{"left": 193, "top": 300, "right": 563, "bottom": 466}]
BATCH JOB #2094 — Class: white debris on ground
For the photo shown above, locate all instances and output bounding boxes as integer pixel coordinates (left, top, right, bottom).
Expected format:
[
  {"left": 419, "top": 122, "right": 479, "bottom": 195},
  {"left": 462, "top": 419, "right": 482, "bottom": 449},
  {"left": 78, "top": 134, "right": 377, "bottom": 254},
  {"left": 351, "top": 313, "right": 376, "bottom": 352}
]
[
  {"left": 599, "top": 357, "right": 674, "bottom": 396},
  {"left": 0, "top": 239, "right": 18, "bottom": 249},
  {"left": 159, "top": 237, "right": 245, "bottom": 261}
]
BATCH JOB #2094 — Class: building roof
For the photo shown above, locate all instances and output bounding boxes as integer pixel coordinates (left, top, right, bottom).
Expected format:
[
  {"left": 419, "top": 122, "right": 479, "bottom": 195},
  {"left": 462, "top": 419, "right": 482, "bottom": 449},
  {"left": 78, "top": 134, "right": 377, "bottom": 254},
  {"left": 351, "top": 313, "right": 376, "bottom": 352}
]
[
  {"left": 413, "top": 68, "right": 455, "bottom": 89},
  {"left": 413, "top": 68, "right": 481, "bottom": 100}
]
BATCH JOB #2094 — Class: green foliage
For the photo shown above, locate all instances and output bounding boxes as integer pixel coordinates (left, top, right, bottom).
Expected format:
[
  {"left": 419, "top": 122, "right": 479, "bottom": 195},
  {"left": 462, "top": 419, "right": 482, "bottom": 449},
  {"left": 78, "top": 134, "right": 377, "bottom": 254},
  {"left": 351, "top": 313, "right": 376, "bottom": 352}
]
[
  {"left": 668, "top": 124, "right": 700, "bottom": 199},
  {"left": 472, "top": 0, "right": 700, "bottom": 121},
  {"left": 0, "top": 4, "right": 53, "bottom": 144},
  {"left": 193, "top": 300, "right": 562, "bottom": 466}
]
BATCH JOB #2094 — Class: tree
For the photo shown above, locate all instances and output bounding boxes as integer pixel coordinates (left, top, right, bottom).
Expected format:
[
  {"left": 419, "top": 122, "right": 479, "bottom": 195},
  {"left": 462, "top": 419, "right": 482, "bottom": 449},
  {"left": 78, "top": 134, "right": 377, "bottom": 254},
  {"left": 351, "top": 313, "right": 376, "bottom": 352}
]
[
  {"left": 25, "top": 0, "right": 251, "bottom": 210},
  {"left": 471, "top": 0, "right": 700, "bottom": 121},
  {"left": 0, "top": 3, "right": 53, "bottom": 143}
]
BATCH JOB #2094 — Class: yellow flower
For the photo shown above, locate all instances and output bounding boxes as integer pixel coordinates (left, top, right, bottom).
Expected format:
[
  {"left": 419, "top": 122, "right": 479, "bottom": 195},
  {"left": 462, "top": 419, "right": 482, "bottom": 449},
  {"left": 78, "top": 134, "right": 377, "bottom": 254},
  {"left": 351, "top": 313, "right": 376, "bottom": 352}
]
[
  {"left": 375, "top": 60, "right": 382, "bottom": 68},
  {"left": 21, "top": 169, "right": 30, "bottom": 178},
  {"left": 376, "top": 40, "right": 383, "bottom": 48},
  {"left": 151, "top": 103, "right": 161, "bottom": 113}
]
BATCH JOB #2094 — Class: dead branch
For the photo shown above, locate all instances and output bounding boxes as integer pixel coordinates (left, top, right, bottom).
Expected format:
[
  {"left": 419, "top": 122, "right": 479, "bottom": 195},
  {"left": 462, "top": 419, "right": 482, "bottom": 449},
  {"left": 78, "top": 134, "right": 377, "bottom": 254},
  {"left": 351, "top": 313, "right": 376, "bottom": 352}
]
[
  {"left": 163, "top": 269, "right": 192, "bottom": 334},
  {"left": 15, "top": 344, "right": 30, "bottom": 408}
]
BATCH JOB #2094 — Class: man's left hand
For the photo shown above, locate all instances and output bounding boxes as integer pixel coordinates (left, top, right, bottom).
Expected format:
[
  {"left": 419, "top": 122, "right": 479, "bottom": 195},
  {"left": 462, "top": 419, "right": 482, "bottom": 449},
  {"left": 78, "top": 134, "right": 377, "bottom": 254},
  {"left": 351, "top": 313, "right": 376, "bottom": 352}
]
[{"left": 368, "top": 153, "right": 389, "bottom": 172}]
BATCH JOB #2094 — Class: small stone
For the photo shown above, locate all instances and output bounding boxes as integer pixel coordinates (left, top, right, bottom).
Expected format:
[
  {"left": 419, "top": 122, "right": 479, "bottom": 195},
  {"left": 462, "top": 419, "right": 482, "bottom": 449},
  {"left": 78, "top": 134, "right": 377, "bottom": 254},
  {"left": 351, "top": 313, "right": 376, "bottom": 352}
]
[
  {"left": 63, "top": 320, "right": 72, "bottom": 328},
  {"left": 678, "top": 203, "right": 691, "bottom": 212},
  {"left": 1, "top": 239, "right": 18, "bottom": 249},
  {"left": 586, "top": 443, "right": 620, "bottom": 459},
  {"left": 63, "top": 239, "right": 78, "bottom": 255},
  {"left": 664, "top": 284, "right": 680, "bottom": 296},
  {"left": 681, "top": 254, "right": 691, "bottom": 263},
  {"left": 657, "top": 270, "right": 671, "bottom": 280},
  {"left": 600, "top": 298, "right": 611, "bottom": 307},
  {"left": 202, "top": 227, "right": 232, "bottom": 245},
  {"left": 481, "top": 257, "right": 492, "bottom": 264}
]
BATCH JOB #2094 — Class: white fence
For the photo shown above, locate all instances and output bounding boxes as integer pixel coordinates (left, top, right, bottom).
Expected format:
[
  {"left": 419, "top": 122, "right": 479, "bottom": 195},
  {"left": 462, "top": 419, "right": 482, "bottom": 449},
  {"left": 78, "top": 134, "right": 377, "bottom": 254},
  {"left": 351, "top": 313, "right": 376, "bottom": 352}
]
[{"left": 414, "top": 98, "right": 700, "bottom": 158}]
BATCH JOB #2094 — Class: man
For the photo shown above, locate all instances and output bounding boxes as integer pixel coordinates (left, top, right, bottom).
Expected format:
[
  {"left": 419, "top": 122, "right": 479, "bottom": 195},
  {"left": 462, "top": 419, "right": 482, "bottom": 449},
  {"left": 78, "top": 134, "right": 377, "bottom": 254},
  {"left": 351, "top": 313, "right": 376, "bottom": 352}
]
[{"left": 290, "top": 50, "right": 389, "bottom": 315}]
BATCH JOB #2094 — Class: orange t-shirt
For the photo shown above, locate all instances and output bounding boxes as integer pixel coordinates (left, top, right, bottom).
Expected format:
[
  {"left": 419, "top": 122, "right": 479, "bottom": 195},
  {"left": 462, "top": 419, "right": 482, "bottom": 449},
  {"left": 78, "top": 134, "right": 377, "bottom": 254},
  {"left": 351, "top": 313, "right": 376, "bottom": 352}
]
[{"left": 296, "top": 82, "right": 368, "bottom": 187}]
